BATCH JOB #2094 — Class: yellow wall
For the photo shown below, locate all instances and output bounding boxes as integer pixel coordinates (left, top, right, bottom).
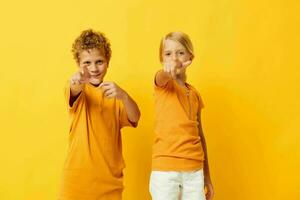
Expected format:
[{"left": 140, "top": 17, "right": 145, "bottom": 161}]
[{"left": 0, "top": 0, "right": 299, "bottom": 199}]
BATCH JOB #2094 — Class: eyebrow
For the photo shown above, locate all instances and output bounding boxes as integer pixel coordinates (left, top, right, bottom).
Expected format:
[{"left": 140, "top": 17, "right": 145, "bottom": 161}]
[
  {"left": 164, "top": 49, "right": 186, "bottom": 53},
  {"left": 82, "top": 58, "right": 104, "bottom": 63}
]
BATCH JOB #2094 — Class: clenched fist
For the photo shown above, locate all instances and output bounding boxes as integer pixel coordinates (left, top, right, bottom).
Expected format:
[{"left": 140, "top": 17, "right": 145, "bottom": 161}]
[
  {"left": 70, "top": 66, "right": 90, "bottom": 96},
  {"left": 100, "top": 81, "right": 127, "bottom": 100}
]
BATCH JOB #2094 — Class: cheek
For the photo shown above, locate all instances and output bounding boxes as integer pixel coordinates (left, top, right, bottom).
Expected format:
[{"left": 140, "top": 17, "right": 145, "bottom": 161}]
[
  {"left": 99, "top": 64, "right": 108, "bottom": 72},
  {"left": 180, "top": 55, "right": 191, "bottom": 62},
  {"left": 79, "top": 63, "right": 86, "bottom": 68},
  {"left": 80, "top": 65, "right": 88, "bottom": 72}
]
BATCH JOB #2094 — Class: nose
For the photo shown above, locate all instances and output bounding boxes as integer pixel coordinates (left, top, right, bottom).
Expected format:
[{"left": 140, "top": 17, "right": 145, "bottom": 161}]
[
  {"left": 89, "top": 63, "right": 98, "bottom": 72},
  {"left": 172, "top": 53, "right": 178, "bottom": 61}
]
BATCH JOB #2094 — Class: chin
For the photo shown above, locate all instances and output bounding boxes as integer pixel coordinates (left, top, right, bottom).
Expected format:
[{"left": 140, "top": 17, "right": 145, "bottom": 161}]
[
  {"left": 89, "top": 78, "right": 102, "bottom": 85},
  {"left": 176, "top": 69, "right": 185, "bottom": 75}
]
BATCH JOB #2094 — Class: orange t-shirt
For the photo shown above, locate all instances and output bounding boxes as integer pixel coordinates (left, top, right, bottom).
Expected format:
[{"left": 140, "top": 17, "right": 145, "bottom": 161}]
[
  {"left": 152, "top": 77, "right": 205, "bottom": 171},
  {"left": 58, "top": 83, "right": 135, "bottom": 200}
]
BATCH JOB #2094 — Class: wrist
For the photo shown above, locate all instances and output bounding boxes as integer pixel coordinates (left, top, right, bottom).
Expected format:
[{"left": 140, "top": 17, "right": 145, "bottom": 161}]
[
  {"left": 70, "top": 88, "right": 81, "bottom": 97},
  {"left": 70, "top": 84, "right": 83, "bottom": 96}
]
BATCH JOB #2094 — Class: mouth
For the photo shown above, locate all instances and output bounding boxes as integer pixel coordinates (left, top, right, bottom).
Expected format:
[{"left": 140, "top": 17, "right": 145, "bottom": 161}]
[{"left": 90, "top": 73, "right": 102, "bottom": 78}]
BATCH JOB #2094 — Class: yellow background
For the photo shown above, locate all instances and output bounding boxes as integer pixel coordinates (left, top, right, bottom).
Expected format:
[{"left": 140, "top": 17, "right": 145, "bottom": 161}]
[{"left": 0, "top": 0, "right": 299, "bottom": 199}]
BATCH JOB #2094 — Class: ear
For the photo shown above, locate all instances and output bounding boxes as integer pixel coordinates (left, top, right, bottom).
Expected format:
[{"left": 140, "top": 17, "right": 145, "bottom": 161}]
[
  {"left": 189, "top": 55, "right": 194, "bottom": 61},
  {"left": 187, "top": 51, "right": 193, "bottom": 61}
]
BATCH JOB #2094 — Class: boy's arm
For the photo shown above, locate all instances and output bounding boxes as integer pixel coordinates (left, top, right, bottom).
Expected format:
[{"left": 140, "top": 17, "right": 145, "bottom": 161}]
[
  {"left": 69, "top": 89, "right": 82, "bottom": 107},
  {"left": 100, "top": 82, "right": 141, "bottom": 124},
  {"left": 120, "top": 92, "right": 140, "bottom": 124},
  {"left": 198, "top": 110, "right": 214, "bottom": 200},
  {"left": 69, "top": 66, "right": 90, "bottom": 106}
]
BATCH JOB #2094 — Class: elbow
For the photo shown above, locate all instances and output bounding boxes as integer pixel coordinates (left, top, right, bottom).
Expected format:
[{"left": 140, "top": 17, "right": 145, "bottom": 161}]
[
  {"left": 134, "top": 110, "right": 141, "bottom": 124},
  {"left": 129, "top": 110, "right": 141, "bottom": 127}
]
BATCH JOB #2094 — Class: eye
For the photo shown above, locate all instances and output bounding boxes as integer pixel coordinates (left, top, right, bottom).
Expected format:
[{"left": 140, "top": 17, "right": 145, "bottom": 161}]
[
  {"left": 96, "top": 60, "right": 103, "bottom": 65},
  {"left": 164, "top": 52, "right": 171, "bottom": 56},
  {"left": 179, "top": 51, "right": 185, "bottom": 55},
  {"left": 83, "top": 61, "right": 91, "bottom": 65}
]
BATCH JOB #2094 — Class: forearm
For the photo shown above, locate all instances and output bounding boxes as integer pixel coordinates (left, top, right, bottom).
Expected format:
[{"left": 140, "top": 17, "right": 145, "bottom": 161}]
[
  {"left": 197, "top": 107, "right": 214, "bottom": 198},
  {"left": 69, "top": 82, "right": 83, "bottom": 107},
  {"left": 198, "top": 111, "right": 212, "bottom": 180},
  {"left": 69, "top": 91, "right": 81, "bottom": 107},
  {"left": 155, "top": 70, "right": 172, "bottom": 87},
  {"left": 200, "top": 134, "right": 211, "bottom": 180},
  {"left": 70, "top": 84, "right": 83, "bottom": 97},
  {"left": 121, "top": 92, "right": 140, "bottom": 123}
]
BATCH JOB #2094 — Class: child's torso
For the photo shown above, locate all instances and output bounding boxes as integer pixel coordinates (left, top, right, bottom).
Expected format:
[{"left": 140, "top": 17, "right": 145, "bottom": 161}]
[{"left": 152, "top": 79, "right": 205, "bottom": 171}]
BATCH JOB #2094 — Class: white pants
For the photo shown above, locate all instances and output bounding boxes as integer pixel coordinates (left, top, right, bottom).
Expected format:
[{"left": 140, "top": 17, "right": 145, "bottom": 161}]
[{"left": 149, "top": 170, "right": 206, "bottom": 200}]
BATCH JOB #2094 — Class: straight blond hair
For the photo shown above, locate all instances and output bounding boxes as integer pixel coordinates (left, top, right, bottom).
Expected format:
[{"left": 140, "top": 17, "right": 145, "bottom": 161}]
[{"left": 159, "top": 31, "right": 194, "bottom": 63}]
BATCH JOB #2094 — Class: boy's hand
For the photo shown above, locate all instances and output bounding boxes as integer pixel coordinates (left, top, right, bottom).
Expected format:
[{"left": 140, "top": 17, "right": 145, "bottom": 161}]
[
  {"left": 70, "top": 66, "right": 90, "bottom": 96},
  {"left": 163, "top": 60, "right": 192, "bottom": 78},
  {"left": 100, "top": 81, "right": 140, "bottom": 124},
  {"left": 100, "top": 81, "right": 127, "bottom": 100}
]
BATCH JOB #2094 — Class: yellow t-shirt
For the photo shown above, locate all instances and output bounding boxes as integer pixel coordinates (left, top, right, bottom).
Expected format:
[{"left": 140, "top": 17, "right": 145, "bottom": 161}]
[
  {"left": 58, "top": 82, "right": 135, "bottom": 200},
  {"left": 152, "top": 77, "right": 205, "bottom": 171}
]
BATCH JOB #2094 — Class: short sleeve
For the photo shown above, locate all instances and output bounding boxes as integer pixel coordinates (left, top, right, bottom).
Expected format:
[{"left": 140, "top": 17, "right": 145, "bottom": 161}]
[
  {"left": 193, "top": 88, "right": 204, "bottom": 111},
  {"left": 64, "top": 81, "right": 83, "bottom": 113},
  {"left": 119, "top": 100, "right": 138, "bottom": 128},
  {"left": 197, "top": 92, "right": 204, "bottom": 111}
]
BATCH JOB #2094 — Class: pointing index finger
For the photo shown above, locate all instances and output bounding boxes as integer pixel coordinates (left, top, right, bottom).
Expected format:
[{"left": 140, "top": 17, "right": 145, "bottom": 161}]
[{"left": 182, "top": 60, "right": 192, "bottom": 68}]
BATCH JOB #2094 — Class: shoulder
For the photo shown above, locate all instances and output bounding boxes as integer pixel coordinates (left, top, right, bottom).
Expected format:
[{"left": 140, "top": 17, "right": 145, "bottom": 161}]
[
  {"left": 187, "top": 83, "right": 199, "bottom": 95},
  {"left": 188, "top": 83, "right": 205, "bottom": 107}
]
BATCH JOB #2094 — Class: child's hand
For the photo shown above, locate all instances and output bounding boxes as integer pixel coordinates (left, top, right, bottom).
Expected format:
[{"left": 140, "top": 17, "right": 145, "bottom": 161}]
[
  {"left": 205, "top": 179, "right": 214, "bottom": 200},
  {"left": 176, "top": 60, "right": 192, "bottom": 74},
  {"left": 100, "top": 81, "right": 127, "bottom": 100},
  {"left": 70, "top": 66, "right": 90, "bottom": 96},
  {"left": 163, "top": 60, "right": 192, "bottom": 78},
  {"left": 163, "top": 60, "right": 179, "bottom": 78}
]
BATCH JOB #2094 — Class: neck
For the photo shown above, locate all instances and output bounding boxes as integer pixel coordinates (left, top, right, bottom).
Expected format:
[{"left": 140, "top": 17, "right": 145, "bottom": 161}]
[
  {"left": 176, "top": 73, "right": 187, "bottom": 85},
  {"left": 89, "top": 79, "right": 103, "bottom": 87}
]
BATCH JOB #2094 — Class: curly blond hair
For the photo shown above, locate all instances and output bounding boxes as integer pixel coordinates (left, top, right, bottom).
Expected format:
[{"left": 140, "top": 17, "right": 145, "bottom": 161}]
[{"left": 72, "top": 29, "right": 112, "bottom": 63}]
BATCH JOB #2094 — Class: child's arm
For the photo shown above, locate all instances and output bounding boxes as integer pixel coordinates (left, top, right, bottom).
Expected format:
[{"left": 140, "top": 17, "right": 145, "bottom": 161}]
[
  {"left": 155, "top": 70, "right": 172, "bottom": 87},
  {"left": 69, "top": 67, "right": 90, "bottom": 106},
  {"left": 100, "top": 82, "right": 140, "bottom": 124},
  {"left": 198, "top": 110, "right": 214, "bottom": 200},
  {"left": 155, "top": 60, "right": 192, "bottom": 87}
]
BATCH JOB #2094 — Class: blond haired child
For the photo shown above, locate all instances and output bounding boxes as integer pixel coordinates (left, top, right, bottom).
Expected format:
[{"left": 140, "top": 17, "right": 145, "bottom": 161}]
[
  {"left": 58, "top": 29, "right": 140, "bottom": 200},
  {"left": 150, "top": 31, "right": 214, "bottom": 200}
]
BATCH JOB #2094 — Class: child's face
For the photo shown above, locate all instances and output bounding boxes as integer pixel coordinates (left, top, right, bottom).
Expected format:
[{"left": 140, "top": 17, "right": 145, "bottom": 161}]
[
  {"left": 78, "top": 48, "right": 108, "bottom": 85},
  {"left": 162, "top": 39, "right": 192, "bottom": 73}
]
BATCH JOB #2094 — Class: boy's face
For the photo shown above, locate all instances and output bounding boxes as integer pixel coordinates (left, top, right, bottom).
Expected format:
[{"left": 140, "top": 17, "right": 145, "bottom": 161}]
[
  {"left": 162, "top": 39, "right": 191, "bottom": 74},
  {"left": 78, "top": 48, "right": 108, "bottom": 85}
]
